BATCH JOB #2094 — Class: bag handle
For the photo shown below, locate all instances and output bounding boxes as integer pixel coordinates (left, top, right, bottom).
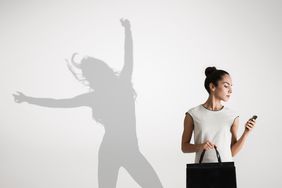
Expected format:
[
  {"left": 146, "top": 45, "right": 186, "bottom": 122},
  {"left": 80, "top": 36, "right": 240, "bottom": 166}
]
[{"left": 199, "top": 145, "right": 222, "bottom": 164}]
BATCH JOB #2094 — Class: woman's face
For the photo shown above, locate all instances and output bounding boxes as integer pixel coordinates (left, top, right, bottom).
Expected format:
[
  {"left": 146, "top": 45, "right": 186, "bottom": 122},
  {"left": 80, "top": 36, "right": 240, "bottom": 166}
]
[{"left": 212, "top": 74, "right": 233, "bottom": 102}]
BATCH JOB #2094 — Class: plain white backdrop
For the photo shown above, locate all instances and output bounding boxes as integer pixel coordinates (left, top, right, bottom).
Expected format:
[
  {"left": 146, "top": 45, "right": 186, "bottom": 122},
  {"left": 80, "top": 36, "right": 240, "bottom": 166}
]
[{"left": 1, "top": 0, "right": 282, "bottom": 187}]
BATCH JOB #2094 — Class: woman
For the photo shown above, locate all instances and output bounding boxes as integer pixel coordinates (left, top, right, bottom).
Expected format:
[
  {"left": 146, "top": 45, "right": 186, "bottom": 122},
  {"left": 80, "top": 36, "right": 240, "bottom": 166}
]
[
  {"left": 13, "top": 19, "right": 163, "bottom": 188},
  {"left": 181, "top": 66, "right": 256, "bottom": 163}
]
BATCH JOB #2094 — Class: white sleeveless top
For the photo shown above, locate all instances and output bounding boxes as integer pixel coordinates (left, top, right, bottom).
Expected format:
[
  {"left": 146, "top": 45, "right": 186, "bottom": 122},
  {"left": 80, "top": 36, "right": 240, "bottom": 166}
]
[{"left": 186, "top": 104, "right": 239, "bottom": 163}]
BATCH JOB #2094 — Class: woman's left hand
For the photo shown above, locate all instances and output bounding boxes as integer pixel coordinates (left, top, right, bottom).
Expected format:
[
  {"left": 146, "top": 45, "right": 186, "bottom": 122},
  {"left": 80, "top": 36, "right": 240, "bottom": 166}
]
[{"left": 244, "top": 118, "right": 256, "bottom": 133}]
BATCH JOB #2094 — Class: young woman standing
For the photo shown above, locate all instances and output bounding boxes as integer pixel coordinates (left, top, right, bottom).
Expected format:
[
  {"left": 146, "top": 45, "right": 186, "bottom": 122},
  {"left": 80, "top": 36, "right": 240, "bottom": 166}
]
[{"left": 181, "top": 66, "right": 256, "bottom": 163}]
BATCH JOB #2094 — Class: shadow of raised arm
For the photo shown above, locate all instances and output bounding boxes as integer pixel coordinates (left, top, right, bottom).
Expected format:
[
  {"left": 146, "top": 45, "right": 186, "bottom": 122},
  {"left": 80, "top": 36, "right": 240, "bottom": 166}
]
[{"left": 120, "top": 18, "right": 133, "bottom": 81}]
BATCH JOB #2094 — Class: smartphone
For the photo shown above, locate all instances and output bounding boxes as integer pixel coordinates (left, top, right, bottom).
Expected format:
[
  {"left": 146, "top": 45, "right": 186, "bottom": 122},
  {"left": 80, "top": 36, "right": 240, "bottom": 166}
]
[{"left": 250, "top": 115, "right": 258, "bottom": 120}]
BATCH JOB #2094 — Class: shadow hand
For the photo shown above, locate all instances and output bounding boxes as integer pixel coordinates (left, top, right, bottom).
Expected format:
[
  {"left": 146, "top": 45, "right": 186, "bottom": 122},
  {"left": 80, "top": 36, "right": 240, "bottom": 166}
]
[
  {"left": 13, "top": 91, "right": 28, "bottom": 103},
  {"left": 120, "top": 18, "right": 131, "bottom": 29}
]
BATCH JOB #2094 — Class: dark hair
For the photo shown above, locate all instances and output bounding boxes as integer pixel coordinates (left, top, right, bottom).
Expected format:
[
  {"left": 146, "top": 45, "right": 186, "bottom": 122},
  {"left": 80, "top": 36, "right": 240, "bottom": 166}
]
[{"left": 204, "top": 66, "right": 229, "bottom": 94}]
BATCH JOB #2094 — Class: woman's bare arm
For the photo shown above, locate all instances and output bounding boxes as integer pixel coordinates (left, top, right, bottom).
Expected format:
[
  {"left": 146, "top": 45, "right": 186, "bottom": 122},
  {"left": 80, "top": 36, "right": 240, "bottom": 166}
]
[
  {"left": 231, "top": 117, "right": 256, "bottom": 156},
  {"left": 181, "top": 113, "right": 213, "bottom": 153}
]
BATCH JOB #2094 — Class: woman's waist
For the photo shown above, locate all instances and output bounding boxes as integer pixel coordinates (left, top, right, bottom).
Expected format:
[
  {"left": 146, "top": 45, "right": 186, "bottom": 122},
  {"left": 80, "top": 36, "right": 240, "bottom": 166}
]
[{"left": 195, "top": 149, "right": 233, "bottom": 163}]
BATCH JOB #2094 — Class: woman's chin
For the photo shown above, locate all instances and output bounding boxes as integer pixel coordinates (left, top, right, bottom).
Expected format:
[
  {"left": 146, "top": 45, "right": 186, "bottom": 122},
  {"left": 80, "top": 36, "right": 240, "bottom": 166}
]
[{"left": 222, "top": 97, "right": 230, "bottom": 102}]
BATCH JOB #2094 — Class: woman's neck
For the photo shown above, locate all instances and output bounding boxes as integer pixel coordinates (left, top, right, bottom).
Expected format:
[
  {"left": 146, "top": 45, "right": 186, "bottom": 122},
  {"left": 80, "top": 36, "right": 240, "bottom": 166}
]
[{"left": 203, "top": 95, "right": 223, "bottom": 111}]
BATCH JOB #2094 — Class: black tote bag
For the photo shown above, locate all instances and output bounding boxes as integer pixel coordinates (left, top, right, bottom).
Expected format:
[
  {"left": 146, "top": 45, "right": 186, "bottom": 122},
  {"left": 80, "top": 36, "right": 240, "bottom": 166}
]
[{"left": 186, "top": 146, "right": 237, "bottom": 188}]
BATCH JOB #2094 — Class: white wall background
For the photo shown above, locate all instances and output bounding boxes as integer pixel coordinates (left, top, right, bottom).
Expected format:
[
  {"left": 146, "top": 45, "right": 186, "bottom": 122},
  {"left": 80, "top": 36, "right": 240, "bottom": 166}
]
[{"left": 1, "top": 0, "right": 282, "bottom": 187}]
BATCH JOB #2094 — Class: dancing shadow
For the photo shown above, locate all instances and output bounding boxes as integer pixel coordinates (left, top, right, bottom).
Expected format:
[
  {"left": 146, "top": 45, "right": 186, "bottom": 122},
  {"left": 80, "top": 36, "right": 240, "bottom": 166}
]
[{"left": 13, "top": 19, "right": 163, "bottom": 188}]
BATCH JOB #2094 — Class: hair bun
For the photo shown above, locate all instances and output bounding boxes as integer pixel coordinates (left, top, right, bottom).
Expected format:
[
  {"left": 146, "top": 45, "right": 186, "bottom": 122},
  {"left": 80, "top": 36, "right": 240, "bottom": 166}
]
[{"left": 205, "top": 66, "right": 217, "bottom": 77}]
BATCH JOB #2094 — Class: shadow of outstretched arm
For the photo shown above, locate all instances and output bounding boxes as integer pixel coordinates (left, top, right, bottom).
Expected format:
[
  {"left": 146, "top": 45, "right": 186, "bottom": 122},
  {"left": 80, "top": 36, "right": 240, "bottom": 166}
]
[
  {"left": 120, "top": 18, "right": 133, "bottom": 81},
  {"left": 13, "top": 91, "right": 91, "bottom": 108}
]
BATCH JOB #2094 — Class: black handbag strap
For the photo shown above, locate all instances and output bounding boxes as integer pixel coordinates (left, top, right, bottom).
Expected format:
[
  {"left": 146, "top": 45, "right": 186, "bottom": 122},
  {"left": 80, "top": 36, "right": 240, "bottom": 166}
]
[{"left": 199, "top": 145, "right": 222, "bottom": 164}]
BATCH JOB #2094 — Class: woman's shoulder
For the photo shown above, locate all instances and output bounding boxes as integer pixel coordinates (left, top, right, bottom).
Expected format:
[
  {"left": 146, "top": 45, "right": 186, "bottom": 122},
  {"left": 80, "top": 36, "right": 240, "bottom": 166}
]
[
  {"left": 185, "top": 104, "right": 202, "bottom": 115},
  {"left": 223, "top": 106, "right": 239, "bottom": 118},
  {"left": 223, "top": 106, "right": 236, "bottom": 112}
]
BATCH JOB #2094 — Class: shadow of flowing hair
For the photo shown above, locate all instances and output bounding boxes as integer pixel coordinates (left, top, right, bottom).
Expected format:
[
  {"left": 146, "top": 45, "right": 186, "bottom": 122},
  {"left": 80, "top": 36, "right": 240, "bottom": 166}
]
[{"left": 66, "top": 52, "right": 137, "bottom": 96}]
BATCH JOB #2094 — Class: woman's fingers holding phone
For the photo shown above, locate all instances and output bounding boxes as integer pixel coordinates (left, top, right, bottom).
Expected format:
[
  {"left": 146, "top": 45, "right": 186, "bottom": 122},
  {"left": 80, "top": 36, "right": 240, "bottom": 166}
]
[{"left": 245, "top": 119, "right": 256, "bottom": 131}]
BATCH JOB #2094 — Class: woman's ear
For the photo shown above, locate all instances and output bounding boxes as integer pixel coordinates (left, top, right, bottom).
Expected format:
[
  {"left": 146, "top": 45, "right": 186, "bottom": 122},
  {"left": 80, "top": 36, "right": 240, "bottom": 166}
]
[{"left": 209, "top": 83, "right": 216, "bottom": 92}]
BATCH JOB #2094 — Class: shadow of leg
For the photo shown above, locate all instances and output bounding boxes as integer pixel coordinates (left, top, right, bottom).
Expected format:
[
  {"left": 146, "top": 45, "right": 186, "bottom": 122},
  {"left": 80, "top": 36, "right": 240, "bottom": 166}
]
[
  {"left": 98, "top": 156, "right": 120, "bottom": 188},
  {"left": 123, "top": 151, "right": 163, "bottom": 188}
]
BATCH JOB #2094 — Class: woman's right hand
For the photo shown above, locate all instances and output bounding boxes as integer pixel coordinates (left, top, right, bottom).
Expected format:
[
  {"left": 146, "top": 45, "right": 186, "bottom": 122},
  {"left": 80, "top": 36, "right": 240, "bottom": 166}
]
[
  {"left": 200, "top": 141, "right": 216, "bottom": 150},
  {"left": 13, "top": 91, "right": 28, "bottom": 103}
]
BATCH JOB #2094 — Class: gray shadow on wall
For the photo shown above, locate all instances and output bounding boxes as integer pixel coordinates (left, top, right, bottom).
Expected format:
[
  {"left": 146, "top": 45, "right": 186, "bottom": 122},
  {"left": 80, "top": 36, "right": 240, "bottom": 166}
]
[{"left": 13, "top": 19, "right": 163, "bottom": 188}]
